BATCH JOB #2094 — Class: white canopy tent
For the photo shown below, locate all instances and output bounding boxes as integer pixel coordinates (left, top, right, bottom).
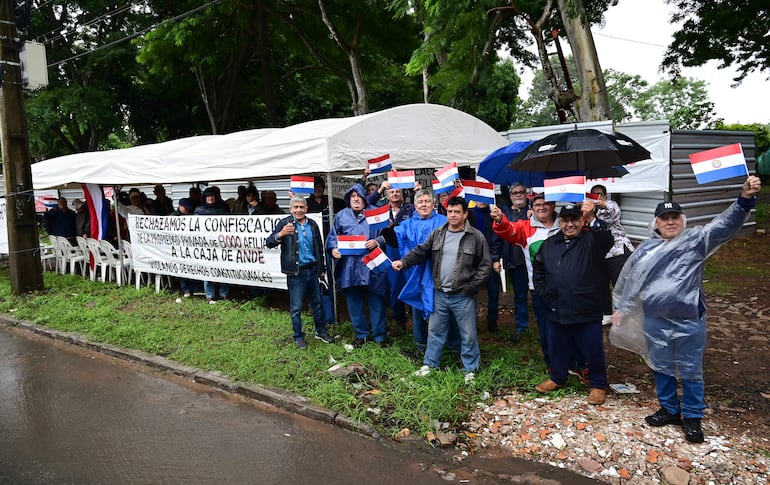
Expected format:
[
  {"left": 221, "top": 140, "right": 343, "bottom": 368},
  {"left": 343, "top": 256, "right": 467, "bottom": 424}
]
[{"left": 32, "top": 104, "right": 508, "bottom": 189}]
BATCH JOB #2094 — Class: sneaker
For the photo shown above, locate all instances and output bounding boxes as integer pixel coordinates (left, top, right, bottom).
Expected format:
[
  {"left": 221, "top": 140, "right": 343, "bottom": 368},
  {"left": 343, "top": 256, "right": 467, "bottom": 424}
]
[
  {"left": 206, "top": 298, "right": 217, "bottom": 305},
  {"left": 183, "top": 292, "right": 191, "bottom": 298},
  {"left": 413, "top": 365, "right": 431, "bottom": 377},
  {"left": 535, "top": 379, "right": 563, "bottom": 393},
  {"left": 377, "top": 340, "right": 389, "bottom": 348},
  {"left": 682, "top": 418, "right": 705, "bottom": 443},
  {"left": 509, "top": 329, "right": 523, "bottom": 344},
  {"left": 314, "top": 331, "right": 333, "bottom": 344},
  {"left": 588, "top": 388, "right": 606, "bottom": 405},
  {"left": 295, "top": 338, "right": 307, "bottom": 350},
  {"left": 645, "top": 408, "right": 683, "bottom": 427},
  {"left": 463, "top": 372, "right": 475, "bottom": 384}
]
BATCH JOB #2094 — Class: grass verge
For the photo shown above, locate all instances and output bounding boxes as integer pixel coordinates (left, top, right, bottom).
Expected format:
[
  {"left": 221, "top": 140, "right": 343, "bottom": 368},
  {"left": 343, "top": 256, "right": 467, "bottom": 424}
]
[{"left": 0, "top": 269, "right": 588, "bottom": 438}]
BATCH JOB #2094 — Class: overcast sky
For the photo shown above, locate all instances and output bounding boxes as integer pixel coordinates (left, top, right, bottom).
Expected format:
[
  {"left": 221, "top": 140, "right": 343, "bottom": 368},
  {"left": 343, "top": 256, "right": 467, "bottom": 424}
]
[{"left": 519, "top": 0, "right": 769, "bottom": 125}]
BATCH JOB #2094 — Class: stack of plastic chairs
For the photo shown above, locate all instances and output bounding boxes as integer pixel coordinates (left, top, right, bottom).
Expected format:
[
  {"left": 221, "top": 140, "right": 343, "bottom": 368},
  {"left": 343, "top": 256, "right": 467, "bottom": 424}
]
[
  {"left": 39, "top": 238, "right": 58, "bottom": 272},
  {"left": 52, "top": 235, "right": 88, "bottom": 276}
]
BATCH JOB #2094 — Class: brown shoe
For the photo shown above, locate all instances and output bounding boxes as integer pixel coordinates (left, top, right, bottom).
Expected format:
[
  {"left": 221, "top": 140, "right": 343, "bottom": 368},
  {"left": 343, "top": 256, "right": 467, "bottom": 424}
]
[
  {"left": 535, "top": 379, "right": 563, "bottom": 393},
  {"left": 588, "top": 388, "right": 606, "bottom": 405}
]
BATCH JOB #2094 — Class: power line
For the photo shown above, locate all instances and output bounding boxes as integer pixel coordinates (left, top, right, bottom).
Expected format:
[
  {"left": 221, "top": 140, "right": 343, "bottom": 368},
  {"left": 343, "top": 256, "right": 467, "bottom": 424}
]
[
  {"left": 591, "top": 30, "right": 669, "bottom": 49},
  {"left": 47, "top": 0, "right": 227, "bottom": 68},
  {"left": 40, "top": 4, "right": 134, "bottom": 44},
  {"left": 34, "top": 1, "right": 133, "bottom": 42}
]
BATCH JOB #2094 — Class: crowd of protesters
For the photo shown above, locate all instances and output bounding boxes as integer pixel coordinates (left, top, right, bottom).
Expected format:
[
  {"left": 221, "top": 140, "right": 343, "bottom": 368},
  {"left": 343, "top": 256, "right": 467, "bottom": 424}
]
[{"left": 41, "top": 172, "right": 761, "bottom": 444}]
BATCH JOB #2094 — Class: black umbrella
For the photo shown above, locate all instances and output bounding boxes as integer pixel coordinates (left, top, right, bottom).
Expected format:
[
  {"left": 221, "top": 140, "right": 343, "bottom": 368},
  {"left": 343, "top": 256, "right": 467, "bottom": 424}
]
[{"left": 509, "top": 129, "right": 650, "bottom": 175}]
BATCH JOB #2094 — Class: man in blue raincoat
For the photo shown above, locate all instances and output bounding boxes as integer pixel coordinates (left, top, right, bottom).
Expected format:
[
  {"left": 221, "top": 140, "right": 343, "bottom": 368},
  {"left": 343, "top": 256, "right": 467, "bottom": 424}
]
[{"left": 326, "top": 183, "right": 389, "bottom": 347}]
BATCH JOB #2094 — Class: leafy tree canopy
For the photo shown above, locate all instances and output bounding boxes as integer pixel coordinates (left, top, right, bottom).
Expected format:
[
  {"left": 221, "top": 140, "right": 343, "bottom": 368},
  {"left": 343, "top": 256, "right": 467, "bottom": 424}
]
[{"left": 663, "top": 0, "right": 770, "bottom": 82}]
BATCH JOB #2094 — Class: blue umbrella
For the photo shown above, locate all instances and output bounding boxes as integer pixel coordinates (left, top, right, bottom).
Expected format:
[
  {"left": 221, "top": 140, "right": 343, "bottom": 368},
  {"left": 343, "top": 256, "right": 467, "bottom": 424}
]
[{"left": 479, "top": 140, "right": 580, "bottom": 187}]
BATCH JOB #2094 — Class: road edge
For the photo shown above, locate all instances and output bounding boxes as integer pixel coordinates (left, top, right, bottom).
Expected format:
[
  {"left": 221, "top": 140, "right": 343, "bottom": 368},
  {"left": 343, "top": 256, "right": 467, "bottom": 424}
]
[{"left": 0, "top": 314, "right": 382, "bottom": 440}]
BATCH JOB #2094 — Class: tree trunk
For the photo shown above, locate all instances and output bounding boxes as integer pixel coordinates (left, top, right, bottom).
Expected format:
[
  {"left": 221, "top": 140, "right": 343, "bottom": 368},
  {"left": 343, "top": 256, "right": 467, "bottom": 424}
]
[
  {"left": 256, "top": 0, "right": 278, "bottom": 126},
  {"left": 317, "top": 0, "right": 368, "bottom": 115},
  {"left": 556, "top": 0, "right": 611, "bottom": 122}
]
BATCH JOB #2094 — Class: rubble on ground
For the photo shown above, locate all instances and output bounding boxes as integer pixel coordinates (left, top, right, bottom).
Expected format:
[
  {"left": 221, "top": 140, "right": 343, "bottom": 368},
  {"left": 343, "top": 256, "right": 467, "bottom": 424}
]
[{"left": 461, "top": 391, "right": 769, "bottom": 484}]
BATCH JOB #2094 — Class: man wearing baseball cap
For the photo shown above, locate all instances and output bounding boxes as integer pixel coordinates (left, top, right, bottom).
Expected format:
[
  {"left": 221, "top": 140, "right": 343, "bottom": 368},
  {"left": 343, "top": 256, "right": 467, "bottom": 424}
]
[
  {"left": 530, "top": 199, "right": 613, "bottom": 406},
  {"left": 612, "top": 175, "right": 762, "bottom": 443}
]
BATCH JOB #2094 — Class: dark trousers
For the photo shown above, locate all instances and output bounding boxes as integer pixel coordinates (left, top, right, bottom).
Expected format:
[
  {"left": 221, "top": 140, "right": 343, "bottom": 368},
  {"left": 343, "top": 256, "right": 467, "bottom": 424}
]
[
  {"left": 507, "top": 265, "right": 529, "bottom": 331},
  {"left": 547, "top": 319, "right": 607, "bottom": 389}
]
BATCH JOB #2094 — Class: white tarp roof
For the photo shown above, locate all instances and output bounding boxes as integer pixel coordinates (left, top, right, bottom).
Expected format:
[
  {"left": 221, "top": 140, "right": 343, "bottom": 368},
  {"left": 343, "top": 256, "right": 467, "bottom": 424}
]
[{"left": 32, "top": 104, "right": 508, "bottom": 189}]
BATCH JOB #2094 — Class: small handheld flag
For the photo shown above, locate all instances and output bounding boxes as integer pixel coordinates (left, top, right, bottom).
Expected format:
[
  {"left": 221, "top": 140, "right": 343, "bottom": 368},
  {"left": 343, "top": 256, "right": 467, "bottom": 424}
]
[
  {"left": 388, "top": 170, "right": 416, "bottom": 190},
  {"left": 432, "top": 179, "right": 455, "bottom": 194},
  {"left": 337, "top": 235, "right": 368, "bottom": 255},
  {"left": 544, "top": 176, "right": 586, "bottom": 203},
  {"left": 365, "top": 204, "right": 390, "bottom": 230},
  {"left": 368, "top": 154, "right": 392, "bottom": 174},
  {"left": 362, "top": 247, "right": 390, "bottom": 273},
  {"left": 290, "top": 175, "right": 315, "bottom": 194},
  {"left": 585, "top": 192, "right": 601, "bottom": 201},
  {"left": 689, "top": 143, "right": 748, "bottom": 184},
  {"left": 435, "top": 162, "right": 459, "bottom": 186},
  {"left": 462, "top": 180, "right": 495, "bottom": 205}
]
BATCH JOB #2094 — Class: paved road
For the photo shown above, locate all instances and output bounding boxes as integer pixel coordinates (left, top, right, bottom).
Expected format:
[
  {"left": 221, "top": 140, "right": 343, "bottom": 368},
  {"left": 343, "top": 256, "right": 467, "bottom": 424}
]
[{"left": 0, "top": 324, "right": 597, "bottom": 484}]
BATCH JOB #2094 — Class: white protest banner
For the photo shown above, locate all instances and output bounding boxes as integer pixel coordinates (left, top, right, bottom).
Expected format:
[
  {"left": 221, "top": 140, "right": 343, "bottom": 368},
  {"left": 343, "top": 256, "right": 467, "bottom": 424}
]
[
  {"left": 127, "top": 213, "right": 322, "bottom": 290},
  {"left": 0, "top": 198, "right": 8, "bottom": 254}
]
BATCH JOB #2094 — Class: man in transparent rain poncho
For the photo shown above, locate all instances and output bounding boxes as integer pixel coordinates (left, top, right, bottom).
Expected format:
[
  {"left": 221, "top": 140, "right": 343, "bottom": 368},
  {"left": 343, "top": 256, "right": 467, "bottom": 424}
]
[{"left": 611, "top": 175, "right": 761, "bottom": 444}]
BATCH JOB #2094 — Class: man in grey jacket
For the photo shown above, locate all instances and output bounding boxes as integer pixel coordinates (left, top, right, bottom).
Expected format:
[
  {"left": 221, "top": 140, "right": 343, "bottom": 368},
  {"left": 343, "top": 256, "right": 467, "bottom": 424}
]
[{"left": 393, "top": 196, "right": 491, "bottom": 377}]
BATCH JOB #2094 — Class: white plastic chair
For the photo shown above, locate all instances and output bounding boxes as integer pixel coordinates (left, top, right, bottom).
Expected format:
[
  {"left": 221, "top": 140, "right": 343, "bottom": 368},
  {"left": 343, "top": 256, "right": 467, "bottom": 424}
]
[
  {"left": 39, "top": 239, "right": 57, "bottom": 271},
  {"left": 76, "top": 236, "right": 92, "bottom": 278},
  {"left": 86, "top": 238, "right": 107, "bottom": 282},
  {"left": 54, "top": 235, "right": 88, "bottom": 276},
  {"left": 99, "top": 239, "right": 125, "bottom": 286},
  {"left": 121, "top": 241, "right": 136, "bottom": 287}
]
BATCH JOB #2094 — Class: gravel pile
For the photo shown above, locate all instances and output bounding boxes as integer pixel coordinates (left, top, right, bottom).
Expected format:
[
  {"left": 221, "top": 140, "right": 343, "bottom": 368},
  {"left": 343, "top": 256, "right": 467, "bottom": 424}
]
[{"left": 463, "top": 391, "right": 769, "bottom": 484}]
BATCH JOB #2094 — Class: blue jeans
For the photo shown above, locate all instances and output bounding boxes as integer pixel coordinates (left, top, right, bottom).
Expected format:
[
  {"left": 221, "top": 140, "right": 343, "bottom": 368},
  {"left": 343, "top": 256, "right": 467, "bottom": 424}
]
[
  {"left": 344, "top": 286, "right": 387, "bottom": 342},
  {"left": 180, "top": 279, "right": 202, "bottom": 294},
  {"left": 485, "top": 270, "right": 500, "bottom": 324},
  {"left": 425, "top": 291, "right": 480, "bottom": 372},
  {"left": 204, "top": 281, "right": 230, "bottom": 299},
  {"left": 507, "top": 266, "right": 529, "bottom": 330},
  {"left": 645, "top": 314, "right": 707, "bottom": 418},
  {"left": 287, "top": 267, "right": 327, "bottom": 341}
]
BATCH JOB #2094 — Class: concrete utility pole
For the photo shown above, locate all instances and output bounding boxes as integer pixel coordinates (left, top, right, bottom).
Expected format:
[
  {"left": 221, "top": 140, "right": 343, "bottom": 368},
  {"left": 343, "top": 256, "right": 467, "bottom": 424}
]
[{"left": 0, "top": 0, "right": 44, "bottom": 293}]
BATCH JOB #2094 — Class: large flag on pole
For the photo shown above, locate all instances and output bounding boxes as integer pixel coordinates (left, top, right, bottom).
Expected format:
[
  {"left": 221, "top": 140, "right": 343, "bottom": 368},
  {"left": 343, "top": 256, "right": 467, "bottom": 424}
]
[
  {"left": 689, "top": 143, "right": 749, "bottom": 184},
  {"left": 82, "top": 183, "right": 108, "bottom": 240}
]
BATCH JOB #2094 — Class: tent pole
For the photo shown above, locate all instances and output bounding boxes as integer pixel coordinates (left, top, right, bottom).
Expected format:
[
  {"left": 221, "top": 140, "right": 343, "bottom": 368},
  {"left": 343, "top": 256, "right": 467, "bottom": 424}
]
[
  {"left": 113, "top": 187, "right": 125, "bottom": 286},
  {"left": 325, "top": 173, "right": 338, "bottom": 322}
]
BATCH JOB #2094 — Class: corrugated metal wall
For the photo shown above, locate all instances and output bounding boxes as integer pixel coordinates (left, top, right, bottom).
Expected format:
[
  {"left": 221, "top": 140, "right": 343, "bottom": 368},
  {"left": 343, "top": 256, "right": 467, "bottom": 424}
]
[
  {"left": 502, "top": 122, "right": 758, "bottom": 242},
  {"left": 621, "top": 128, "right": 757, "bottom": 241}
]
